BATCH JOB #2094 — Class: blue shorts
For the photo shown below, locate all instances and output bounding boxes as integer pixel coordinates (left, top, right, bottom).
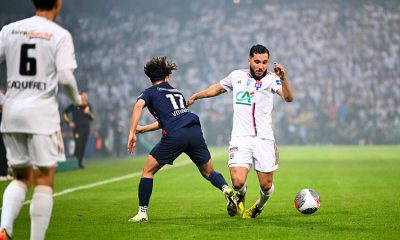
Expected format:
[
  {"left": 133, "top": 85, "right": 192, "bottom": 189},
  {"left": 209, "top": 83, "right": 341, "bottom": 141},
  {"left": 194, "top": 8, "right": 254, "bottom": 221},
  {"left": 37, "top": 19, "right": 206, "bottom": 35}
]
[{"left": 150, "top": 123, "right": 211, "bottom": 166}]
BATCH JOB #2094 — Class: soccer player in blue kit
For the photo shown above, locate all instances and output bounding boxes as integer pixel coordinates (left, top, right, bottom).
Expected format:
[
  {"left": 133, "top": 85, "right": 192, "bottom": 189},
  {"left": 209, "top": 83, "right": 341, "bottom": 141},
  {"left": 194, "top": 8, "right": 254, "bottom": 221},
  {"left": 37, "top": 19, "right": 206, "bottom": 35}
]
[{"left": 127, "top": 56, "right": 236, "bottom": 222}]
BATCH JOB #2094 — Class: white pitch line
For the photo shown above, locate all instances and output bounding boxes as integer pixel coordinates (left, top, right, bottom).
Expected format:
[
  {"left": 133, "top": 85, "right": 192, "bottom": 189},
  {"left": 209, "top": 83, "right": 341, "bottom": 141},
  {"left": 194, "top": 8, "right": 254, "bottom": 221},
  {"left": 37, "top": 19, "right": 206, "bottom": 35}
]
[{"left": 4, "top": 150, "right": 227, "bottom": 208}]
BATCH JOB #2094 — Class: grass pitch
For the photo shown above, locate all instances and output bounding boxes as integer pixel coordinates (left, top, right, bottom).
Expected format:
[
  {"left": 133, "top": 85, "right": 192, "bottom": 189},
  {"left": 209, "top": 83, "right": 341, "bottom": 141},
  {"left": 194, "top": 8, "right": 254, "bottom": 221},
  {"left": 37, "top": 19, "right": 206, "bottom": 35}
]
[{"left": 0, "top": 146, "right": 399, "bottom": 239}]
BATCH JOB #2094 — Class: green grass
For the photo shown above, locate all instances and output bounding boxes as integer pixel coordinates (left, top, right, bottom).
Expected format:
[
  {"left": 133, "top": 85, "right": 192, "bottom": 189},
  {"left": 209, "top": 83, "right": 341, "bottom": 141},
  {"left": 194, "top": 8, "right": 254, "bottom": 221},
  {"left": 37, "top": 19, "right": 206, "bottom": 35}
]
[{"left": 1, "top": 146, "right": 399, "bottom": 239}]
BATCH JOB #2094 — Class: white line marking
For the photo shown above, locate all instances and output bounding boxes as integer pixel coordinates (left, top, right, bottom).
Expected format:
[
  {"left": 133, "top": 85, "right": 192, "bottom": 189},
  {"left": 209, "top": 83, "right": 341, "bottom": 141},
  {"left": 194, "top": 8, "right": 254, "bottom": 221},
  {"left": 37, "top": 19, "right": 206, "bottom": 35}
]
[{"left": 3, "top": 151, "right": 227, "bottom": 208}]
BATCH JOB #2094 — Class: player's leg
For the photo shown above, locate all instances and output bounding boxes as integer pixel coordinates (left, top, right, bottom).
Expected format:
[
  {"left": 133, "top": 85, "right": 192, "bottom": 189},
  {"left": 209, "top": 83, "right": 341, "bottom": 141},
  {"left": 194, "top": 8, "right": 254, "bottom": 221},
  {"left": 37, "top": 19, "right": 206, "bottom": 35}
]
[
  {"left": 30, "top": 167, "right": 57, "bottom": 240},
  {"left": 230, "top": 166, "right": 249, "bottom": 216},
  {"left": 130, "top": 131, "right": 185, "bottom": 222},
  {"left": 243, "top": 171, "right": 274, "bottom": 218},
  {"left": 243, "top": 138, "right": 278, "bottom": 219},
  {"left": 197, "top": 160, "right": 237, "bottom": 216},
  {"left": 256, "top": 171, "right": 274, "bottom": 209},
  {"left": 0, "top": 133, "right": 32, "bottom": 239},
  {"left": 197, "top": 161, "right": 230, "bottom": 191},
  {"left": 129, "top": 154, "right": 163, "bottom": 223},
  {"left": 228, "top": 136, "right": 253, "bottom": 216},
  {"left": 184, "top": 124, "right": 229, "bottom": 190},
  {"left": 73, "top": 129, "right": 84, "bottom": 168},
  {"left": 28, "top": 132, "right": 65, "bottom": 239},
  {"left": 185, "top": 124, "right": 237, "bottom": 216},
  {"left": 0, "top": 166, "right": 32, "bottom": 239},
  {"left": 77, "top": 128, "right": 89, "bottom": 168}
]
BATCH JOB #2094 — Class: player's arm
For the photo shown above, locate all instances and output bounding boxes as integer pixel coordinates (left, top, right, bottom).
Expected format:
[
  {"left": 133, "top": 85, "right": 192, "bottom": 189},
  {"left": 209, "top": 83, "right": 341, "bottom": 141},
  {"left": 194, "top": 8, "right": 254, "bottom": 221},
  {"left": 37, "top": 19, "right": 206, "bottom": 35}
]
[
  {"left": 63, "top": 104, "right": 75, "bottom": 128},
  {"left": 84, "top": 104, "right": 94, "bottom": 120},
  {"left": 137, "top": 121, "right": 160, "bottom": 134},
  {"left": 127, "top": 99, "right": 146, "bottom": 154},
  {"left": 187, "top": 83, "right": 227, "bottom": 106},
  {"left": 59, "top": 69, "right": 82, "bottom": 105},
  {"left": 274, "top": 62, "right": 294, "bottom": 102}
]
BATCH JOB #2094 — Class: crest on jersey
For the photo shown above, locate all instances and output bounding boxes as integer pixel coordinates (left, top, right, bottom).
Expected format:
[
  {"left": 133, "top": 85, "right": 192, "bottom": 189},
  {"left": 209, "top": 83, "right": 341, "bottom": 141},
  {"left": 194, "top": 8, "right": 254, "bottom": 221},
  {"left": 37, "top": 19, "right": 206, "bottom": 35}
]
[
  {"left": 229, "top": 147, "right": 238, "bottom": 159},
  {"left": 255, "top": 80, "right": 262, "bottom": 90},
  {"left": 276, "top": 79, "right": 282, "bottom": 85},
  {"left": 235, "top": 91, "right": 254, "bottom": 106}
]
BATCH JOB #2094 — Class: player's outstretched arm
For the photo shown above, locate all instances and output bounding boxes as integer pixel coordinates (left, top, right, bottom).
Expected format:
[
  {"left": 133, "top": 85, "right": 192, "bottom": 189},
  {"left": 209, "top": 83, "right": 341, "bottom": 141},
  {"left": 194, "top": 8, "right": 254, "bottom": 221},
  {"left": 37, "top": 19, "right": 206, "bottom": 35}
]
[
  {"left": 59, "top": 69, "right": 82, "bottom": 105},
  {"left": 128, "top": 99, "right": 145, "bottom": 154},
  {"left": 274, "top": 62, "right": 294, "bottom": 102},
  {"left": 137, "top": 121, "right": 160, "bottom": 134},
  {"left": 187, "top": 83, "right": 226, "bottom": 106}
]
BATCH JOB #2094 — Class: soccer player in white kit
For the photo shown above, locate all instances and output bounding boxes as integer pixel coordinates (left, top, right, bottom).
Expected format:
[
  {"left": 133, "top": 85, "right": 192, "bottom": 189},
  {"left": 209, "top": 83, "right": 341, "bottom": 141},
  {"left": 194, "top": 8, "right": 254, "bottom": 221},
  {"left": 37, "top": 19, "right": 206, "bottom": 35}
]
[
  {"left": 188, "top": 44, "right": 294, "bottom": 218},
  {"left": 0, "top": 0, "right": 82, "bottom": 239}
]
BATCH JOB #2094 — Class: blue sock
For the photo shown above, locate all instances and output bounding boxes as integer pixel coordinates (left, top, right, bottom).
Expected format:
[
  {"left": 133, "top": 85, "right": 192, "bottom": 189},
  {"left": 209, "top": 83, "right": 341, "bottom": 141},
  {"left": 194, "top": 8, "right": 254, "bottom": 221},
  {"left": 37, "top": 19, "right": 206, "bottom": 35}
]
[
  {"left": 208, "top": 171, "right": 228, "bottom": 191},
  {"left": 138, "top": 177, "right": 153, "bottom": 206}
]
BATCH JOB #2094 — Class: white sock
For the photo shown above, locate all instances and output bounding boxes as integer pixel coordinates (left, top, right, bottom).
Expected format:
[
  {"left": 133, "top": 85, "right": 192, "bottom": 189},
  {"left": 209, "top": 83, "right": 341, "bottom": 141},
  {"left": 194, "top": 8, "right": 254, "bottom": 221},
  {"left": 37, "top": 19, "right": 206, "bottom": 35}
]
[
  {"left": 1, "top": 180, "right": 28, "bottom": 237},
  {"left": 30, "top": 185, "right": 53, "bottom": 240},
  {"left": 257, "top": 184, "right": 274, "bottom": 210},
  {"left": 233, "top": 184, "right": 247, "bottom": 196},
  {"left": 138, "top": 206, "right": 148, "bottom": 215}
]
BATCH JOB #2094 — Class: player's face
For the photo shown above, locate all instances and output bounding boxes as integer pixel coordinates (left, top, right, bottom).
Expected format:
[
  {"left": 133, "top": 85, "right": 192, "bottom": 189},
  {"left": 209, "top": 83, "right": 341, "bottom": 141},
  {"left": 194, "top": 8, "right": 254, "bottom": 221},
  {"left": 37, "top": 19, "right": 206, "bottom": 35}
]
[
  {"left": 248, "top": 53, "right": 269, "bottom": 80},
  {"left": 81, "top": 92, "right": 88, "bottom": 104}
]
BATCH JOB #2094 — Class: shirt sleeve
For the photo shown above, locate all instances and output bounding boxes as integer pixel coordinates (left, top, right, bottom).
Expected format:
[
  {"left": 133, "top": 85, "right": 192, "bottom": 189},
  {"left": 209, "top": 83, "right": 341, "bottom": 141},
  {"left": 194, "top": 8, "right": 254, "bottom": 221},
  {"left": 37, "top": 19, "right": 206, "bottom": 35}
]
[
  {"left": 271, "top": 78, "right": 282, "bottom": 94},
  {"left": 137, "top": 90, "right": 149, "bottom": 107},
  {"left": 219, "top": 71, "right": 234, "bottom": 92},
  {"left": 56, "top": 31, "right": 77, "bottom": 71}
]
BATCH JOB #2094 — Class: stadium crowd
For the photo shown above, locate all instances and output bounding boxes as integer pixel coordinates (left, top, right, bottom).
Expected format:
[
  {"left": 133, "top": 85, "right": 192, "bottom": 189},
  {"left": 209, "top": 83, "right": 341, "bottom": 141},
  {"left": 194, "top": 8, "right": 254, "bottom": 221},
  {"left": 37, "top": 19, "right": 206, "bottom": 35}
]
[{"left": 1, "top": 0, "right": 399, "bottom": 156}]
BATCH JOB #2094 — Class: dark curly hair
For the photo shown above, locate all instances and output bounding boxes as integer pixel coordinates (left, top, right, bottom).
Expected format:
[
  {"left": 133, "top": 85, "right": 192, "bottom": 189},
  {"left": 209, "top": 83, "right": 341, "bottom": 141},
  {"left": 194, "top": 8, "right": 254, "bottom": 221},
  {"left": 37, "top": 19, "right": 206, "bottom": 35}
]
[
  {"left": 144, "top": 56, "right": 178, "bottom": 83},
  {"left": 249, "top": 44, "right": 270, "bottom": 58},
  {"left": 32, "top": 0, "right": 57, "bottom": 10}
]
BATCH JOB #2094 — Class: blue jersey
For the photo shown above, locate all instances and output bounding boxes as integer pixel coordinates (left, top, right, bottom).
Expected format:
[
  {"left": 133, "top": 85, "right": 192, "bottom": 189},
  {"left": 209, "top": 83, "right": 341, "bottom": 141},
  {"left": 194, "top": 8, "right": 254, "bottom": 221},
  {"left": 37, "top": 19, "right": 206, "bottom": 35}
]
[{"left": 137, "top": 82, "right": 200, "bottom": 134}]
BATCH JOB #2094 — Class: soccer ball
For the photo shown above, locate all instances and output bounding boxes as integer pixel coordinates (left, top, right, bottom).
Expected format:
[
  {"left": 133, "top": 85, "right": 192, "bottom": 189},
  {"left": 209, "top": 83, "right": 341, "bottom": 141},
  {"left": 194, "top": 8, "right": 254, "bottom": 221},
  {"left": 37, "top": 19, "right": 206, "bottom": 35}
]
[{"left": 294, "top": 189, "right": 320, "bottom": 214}]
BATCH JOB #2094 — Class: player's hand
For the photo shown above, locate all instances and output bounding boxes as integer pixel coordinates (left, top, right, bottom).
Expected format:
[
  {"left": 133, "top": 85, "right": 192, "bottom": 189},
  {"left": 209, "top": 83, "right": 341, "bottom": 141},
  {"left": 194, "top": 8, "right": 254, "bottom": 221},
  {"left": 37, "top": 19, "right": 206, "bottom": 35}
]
[
  {"left": 127, "top": 131, "right": 137, "bottom": 154},
  {"left": 83, "top": 105, "right": 91, "bottom": 114},
  {"left": 187, "top": 95, "right": 197, "bottom": 106},
  {"left": 136, "top": 125, "right": 145, "bottom": 134},
  {"left": 274, "top": 62, "right": 286, "bottom": 80}
]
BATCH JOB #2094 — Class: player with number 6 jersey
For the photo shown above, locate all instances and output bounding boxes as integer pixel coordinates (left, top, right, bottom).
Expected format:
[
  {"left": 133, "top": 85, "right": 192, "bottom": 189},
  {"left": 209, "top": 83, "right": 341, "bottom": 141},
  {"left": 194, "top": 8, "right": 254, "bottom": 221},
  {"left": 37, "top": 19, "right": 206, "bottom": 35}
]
[
  {"left": 0, "top": 0, "right": 81, "bottom": 239},
  {"left": 127, "top": 56, "right": 236, "bottom": 223},
  {"left": 0, "top": 10, "right": 77, "bottom": 134}
]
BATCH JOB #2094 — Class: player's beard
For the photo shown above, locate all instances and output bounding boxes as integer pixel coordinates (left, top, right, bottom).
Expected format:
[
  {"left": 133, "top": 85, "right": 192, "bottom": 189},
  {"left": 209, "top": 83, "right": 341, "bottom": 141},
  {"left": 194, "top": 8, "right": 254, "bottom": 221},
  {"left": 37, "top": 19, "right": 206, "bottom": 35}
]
[{"left": 250, "top": 66, "right": 267, "bottom": 80}]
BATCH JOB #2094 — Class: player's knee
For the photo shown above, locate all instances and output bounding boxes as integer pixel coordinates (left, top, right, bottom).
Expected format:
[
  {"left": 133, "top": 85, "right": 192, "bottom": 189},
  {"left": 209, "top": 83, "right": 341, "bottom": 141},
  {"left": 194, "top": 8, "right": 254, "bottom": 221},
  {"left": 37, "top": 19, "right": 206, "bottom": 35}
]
[
  {"left": 14, "top": 176, "right": 33, "bottom": 188},
  {"left": 260, "top": 181, "right": 273, "bottom": 192},
  {"left": 141, "top": 168, "right": 154, "bottom": 178},
  {"left": 198, "top": 161, "right": 214, "bottom": 178},
  {"left": 231, "top": 177, "right": 246, "bottom": 190},
  {"left": 13, "top": 170, "right": 33, "bottom": 188}
]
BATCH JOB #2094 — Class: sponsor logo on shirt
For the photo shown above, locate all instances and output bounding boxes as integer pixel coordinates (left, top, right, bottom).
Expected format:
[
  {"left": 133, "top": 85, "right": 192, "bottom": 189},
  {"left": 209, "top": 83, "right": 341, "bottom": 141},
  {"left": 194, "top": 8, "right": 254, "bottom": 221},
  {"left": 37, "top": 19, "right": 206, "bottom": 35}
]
[
  {"left": 11, "top": 30, "right": 53, "bottom": 40},
  {"left": 235, "top": 90, "right": 254, "bottom": 106},
  {"left": 276, "top": 79, "right": 282, "bottom": 85}
]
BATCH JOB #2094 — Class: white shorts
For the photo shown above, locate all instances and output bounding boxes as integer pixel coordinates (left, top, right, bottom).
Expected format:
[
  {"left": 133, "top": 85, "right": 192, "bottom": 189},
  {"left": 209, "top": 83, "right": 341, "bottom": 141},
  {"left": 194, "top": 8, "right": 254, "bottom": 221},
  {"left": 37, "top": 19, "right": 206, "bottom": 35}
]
[
  {"left": 2, "top": 132, "right": 66, "bottom": 168},
  {"left": 228, "top": 136, "right": 279, "bottom": 172}
]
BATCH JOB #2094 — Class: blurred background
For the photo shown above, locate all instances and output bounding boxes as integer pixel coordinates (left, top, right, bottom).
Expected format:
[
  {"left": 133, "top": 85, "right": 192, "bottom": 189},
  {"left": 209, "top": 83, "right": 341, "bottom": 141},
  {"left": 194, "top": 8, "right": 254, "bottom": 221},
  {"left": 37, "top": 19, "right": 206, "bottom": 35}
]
[{"left": 1, "top": 0, "right": 399, "bottom": 159}]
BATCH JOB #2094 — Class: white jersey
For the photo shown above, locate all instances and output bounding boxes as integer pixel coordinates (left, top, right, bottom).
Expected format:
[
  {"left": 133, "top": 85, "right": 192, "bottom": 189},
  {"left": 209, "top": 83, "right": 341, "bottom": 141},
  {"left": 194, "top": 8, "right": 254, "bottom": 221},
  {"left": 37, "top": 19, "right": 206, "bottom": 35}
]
[
  {"left": 220, "top": 69, "right": 282, "bottom": 140},
  {"left": 0, "top": 16, "right": 77, "bottom": 134}
]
